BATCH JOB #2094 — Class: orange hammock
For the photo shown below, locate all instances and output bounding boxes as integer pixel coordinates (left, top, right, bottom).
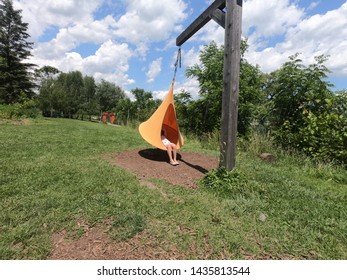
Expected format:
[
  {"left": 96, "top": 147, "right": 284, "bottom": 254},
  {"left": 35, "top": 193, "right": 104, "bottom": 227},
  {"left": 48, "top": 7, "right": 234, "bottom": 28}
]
[{"left": 138, "top": 80, "right": 184, "bottom": 150}]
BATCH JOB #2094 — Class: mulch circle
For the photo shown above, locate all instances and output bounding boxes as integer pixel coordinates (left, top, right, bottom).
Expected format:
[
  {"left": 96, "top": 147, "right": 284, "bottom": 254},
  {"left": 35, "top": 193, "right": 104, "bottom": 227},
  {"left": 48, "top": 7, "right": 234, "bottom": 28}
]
[{"left": 105, "top": 148, "right": 219, "bottom": 188}]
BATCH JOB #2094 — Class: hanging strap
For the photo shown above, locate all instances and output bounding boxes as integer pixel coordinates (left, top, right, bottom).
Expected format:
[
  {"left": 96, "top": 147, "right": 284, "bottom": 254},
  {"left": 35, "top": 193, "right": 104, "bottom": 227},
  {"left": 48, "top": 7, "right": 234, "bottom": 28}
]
[{"left": 172, "top": 47, "right": 181, "bottom": 83}]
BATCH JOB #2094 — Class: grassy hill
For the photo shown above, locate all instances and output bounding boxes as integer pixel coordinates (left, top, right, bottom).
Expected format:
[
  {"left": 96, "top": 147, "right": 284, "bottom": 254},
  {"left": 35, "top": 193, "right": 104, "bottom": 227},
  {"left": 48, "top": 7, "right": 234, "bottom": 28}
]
[{"left": 0, "top": 118, "right": 346, "bottom": 259}]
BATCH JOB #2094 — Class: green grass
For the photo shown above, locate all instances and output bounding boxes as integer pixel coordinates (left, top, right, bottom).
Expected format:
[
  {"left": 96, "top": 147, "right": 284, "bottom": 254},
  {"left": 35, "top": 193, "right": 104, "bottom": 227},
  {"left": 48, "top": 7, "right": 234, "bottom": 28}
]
[{"left": 0, "top": 118, "right": 346, "bottom": 259}]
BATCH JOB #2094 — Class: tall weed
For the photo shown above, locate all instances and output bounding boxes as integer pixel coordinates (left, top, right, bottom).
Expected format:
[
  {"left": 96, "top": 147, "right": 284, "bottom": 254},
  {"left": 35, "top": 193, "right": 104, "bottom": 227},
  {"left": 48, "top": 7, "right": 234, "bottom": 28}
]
[
  {"left": 200, "top": 129, "right": 220, "bottom": 151},
  {"left": 238, "top": 132, "right": 276, "bottom": 157}
]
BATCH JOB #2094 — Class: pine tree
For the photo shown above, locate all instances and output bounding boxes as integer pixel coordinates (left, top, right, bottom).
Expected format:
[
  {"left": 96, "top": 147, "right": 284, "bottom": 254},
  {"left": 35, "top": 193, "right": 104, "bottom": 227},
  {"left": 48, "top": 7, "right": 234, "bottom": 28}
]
[{"left": 0, "top": 0, "right": 36, "bottom": 104}]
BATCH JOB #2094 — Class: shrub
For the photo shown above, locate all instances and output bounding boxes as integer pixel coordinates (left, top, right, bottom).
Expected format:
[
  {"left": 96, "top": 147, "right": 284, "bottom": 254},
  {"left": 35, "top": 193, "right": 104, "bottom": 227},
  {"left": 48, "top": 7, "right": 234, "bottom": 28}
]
[
  {"left": 0, "top": 100, "right": 41, "bottom": 119},
  {"left": 274, "top": 95, "right": 346, "bottom": 165},
  {"left": 201, "top": 167, "right": 252, "bottom": 199},
  {"left": 299, "top": 108, "right": 346, "bottom": 165}
]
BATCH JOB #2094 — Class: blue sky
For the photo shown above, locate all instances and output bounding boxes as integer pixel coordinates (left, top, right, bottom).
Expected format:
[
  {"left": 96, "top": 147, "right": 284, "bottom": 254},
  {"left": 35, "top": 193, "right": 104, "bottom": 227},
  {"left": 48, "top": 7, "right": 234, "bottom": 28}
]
[{"left": 14, "top": 0, "right": 347, "bottom": 99}]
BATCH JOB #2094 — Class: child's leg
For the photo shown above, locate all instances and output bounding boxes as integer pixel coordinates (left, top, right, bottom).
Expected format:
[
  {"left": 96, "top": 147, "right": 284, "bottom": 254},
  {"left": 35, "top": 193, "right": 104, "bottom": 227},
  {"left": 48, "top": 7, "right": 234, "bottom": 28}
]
[
  {"left": 171, "top": 144, "right": 177, "bottom": 162},
  {"left": 166, "top": 145, "right": 174, "bottom": 163}
]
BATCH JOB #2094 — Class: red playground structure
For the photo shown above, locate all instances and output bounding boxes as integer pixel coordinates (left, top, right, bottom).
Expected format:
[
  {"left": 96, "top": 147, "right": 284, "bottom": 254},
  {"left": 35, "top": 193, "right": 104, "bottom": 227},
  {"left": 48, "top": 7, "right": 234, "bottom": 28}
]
[{"left": 101, "top": 112, "right": 115, "bottom": 124}]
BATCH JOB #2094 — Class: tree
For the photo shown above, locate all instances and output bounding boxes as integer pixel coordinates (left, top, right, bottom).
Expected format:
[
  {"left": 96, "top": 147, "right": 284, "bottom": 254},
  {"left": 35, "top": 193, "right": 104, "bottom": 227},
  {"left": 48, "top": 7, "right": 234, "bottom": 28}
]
[
  {"left": 40, "top": 71, "right": 83, "bottom": 118},
  {"left": 238, "top": 48, "right": 266, "bottom": 135},
  {"left": 60, "top": 71, "right": 85, "bottom": 118},
  {"left": 96, "top": 79, "right": 125, "bottom": 113},
  {"left": 0, "top": 56, "right": 5, "bottom": 93},
  {"left": 50, "top": 73, "right": 69, "bottom": 116},
  {"left": 265, "top": 54, "right": 333, "bottom": 138},
  {"left": 116, "top": 97, "right": 136, "bottom": 125},
  {"left": 132, "top": 88, "right": 156, "bottom": 122},
  {"left": 0, "top": 0, "right": 36, "bottom": 104},
  {"left": 186, "top": 40, "right": 265, "bottom": 136},
  {"left": 36, "top": 66, "right": 60, "bottom": 116},
  {"left": 298, "top": 91, "right": 347, "bottom": 164},
  {"left": 35, "top": 65, "right": 60, "bottom": 87},
  {"left": 80, "top": 75, "right": 99, "bottom": 120},
  {"left": 265, "top": 54, "right": 346, "bottom": 163},
  {"left": 266, "top": 54, "right": 332, "bottom": 129},
  {"left": 174, "top": 89, "right": 192, "bottom": 133},
  {"left": 186, "top": 42, "right": 223, "bottom": 134}
]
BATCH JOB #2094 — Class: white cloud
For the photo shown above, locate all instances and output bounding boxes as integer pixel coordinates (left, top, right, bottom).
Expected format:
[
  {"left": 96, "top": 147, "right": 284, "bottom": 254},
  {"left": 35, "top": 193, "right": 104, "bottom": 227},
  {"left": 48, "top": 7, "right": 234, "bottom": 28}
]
[
  {"left": 176, "top": 77, "right": 200, "bottom": 100},
  {"left": 68, "top": 16, "right": 117, "bottom": 44},
  {"left": 14, "top": 0, "right": 189, "bottom": 91},
  {"left": 13, "top": 0, "right": 102, "bottom": 39},
  {"left": 152, "top": 77, "right": 200, "bottom": 101},
  {"left": 245, "top": 47, "right": 288, "bottom": 72},
  {"left": 177, "top": 0, "right": 304, "bottom": 83},
  {"left": 243, "top": 1, "right": 347, "bottom": 76},
  {"left": 152, "top": 89, "right": 169, "bottom": 100},
  {"left": 13, "top": 0, "right": 137, "bottom": 89},
  {"left": 182, "top": 47, "right": 201, "bottom": 68},
  {"left": 197, "top": 20, "right": 225, "bottom": 45},
  {"left": 114, "top": 0, "right": 187, "bottom": 45},
  {"left": 31, "top": 40, "right": 135, "bottom": 88},
  {"left": 83, "top": 41, "right": 131, "bottom": 73},
  {"left": 152, "top": 78, "right": 200, "bottom": 100},
  {"left": 32, "top": 15, "right": 118, "bottom": 60},
  {"left": 146, "top": 58, "right": 163, "bottom": 83},
  {"left": 134, "top": 43, "right": 150, "bottom": 60},
  {"left": 243, "top": 0, "right": 304, "bottom": 38},
  {"left": 307, "top": 1, "right": 320, "bottom": 11},
  {"left": 82, "top": 40, "right": 134, "bottom": 87}
]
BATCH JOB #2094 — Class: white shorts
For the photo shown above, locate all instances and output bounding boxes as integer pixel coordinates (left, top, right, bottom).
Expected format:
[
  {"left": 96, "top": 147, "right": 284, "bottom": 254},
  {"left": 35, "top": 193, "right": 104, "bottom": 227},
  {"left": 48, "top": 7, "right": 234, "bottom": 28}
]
[{"left": 162, "top": 138, "right": 171, "bottom": 146}]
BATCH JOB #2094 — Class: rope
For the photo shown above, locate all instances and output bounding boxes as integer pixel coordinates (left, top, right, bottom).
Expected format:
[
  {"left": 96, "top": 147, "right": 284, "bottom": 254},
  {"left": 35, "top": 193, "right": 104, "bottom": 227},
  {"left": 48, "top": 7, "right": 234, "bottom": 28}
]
[{"left": 172, "top": 47, "right": 181, "bottom": 83}]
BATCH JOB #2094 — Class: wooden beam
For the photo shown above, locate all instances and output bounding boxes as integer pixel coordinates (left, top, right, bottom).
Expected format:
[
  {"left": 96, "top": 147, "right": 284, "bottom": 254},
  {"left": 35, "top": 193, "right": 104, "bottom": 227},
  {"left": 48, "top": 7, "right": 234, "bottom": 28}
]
[
  {"left": 211, "top": 8, "right": 225, "bottom": 28},
  {"left": 176, "top": 0, "right": 226, "bottom": 46},
  {"left": 219, "top": 0, "right": 243, "bottom": 170}
]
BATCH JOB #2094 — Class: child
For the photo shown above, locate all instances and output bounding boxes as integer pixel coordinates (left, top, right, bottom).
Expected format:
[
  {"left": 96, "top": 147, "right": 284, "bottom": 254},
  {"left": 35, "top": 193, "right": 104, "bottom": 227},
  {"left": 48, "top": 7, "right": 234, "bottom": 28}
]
[{"left": 161, "top": 130, "right": 179, "bottom": 166}]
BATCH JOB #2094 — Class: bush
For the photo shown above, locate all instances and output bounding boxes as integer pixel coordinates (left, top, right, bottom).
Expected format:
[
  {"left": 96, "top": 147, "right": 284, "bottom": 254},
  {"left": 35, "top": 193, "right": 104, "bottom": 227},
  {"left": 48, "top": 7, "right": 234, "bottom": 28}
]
[
  {"left": 0, "top": 100, "right": 41, "bottom": 119},
  {"left": 201, "top": 167, "right": 252, "bottom": 199},
  {"left": 299, "top": 109, "right": 346, "bottom": 165},
  {"left": 274, "top": 96, "right": 347, "bottom": 166}
]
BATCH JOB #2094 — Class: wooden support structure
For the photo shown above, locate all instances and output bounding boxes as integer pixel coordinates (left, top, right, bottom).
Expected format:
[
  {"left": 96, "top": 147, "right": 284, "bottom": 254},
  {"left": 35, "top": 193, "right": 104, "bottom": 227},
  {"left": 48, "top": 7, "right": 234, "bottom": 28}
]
[
  {"left": 220, "top": 0, "right": 243, "bottom": 170},
  {"left": 176, "top": 0, "right": 243, "bottom": 171},
  {"left": 176, "top": 0, "right": 226, "bottom": 46}
]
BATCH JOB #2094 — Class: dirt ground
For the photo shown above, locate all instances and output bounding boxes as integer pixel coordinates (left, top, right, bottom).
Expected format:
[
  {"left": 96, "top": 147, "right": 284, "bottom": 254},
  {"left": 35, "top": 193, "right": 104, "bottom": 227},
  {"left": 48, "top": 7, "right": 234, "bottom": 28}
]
[
  {"left": 106, "top": 148, "right": 219, "bottom": 188},
  {"left": 49, "top": 148, "right": 219, "bottom": 260}
]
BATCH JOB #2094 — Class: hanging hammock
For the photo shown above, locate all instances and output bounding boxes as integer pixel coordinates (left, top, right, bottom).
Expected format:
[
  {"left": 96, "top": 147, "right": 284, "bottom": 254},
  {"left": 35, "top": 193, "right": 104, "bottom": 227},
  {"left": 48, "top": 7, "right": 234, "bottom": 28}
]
[
  {"left": 138, "top": 48, "right": 184, "bottom": 150},
  {"left": 138, "top": 80, "right": 184, "bottom": 150}
]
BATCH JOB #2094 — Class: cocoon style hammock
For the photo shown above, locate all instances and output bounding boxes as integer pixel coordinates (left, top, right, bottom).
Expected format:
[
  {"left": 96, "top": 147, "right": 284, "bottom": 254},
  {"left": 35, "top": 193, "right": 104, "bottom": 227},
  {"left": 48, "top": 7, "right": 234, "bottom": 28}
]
[{"left": 138, "top": 80, "right": 184, "bottom": 150}]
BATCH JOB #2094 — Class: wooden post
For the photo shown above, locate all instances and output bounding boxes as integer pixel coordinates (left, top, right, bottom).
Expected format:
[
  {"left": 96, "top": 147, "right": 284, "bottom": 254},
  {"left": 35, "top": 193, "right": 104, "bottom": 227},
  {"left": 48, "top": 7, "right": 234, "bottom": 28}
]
[
  {"left": 219, "top": 0, "right": 242, "bottom": 171},
  {"left": 176, "top": 0, "right": 243, "bottom": 171}
]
